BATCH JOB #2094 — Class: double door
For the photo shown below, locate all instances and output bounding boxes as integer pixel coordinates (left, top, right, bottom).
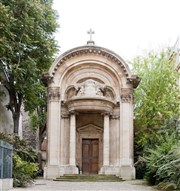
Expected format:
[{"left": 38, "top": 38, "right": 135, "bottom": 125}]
[{"left": 82, "top": 139, "right": 99, "bottom": 174}]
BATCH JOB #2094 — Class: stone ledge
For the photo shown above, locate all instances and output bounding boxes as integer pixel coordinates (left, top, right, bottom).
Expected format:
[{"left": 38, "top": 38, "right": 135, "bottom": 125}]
[{"left": 0, "top": 178, "right": 13, "bottom": 191}]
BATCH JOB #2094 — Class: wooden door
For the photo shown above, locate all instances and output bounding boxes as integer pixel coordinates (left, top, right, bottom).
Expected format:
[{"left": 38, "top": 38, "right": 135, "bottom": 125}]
[{"left": 82, "top": 139, "right": 99, "bottom": 174}]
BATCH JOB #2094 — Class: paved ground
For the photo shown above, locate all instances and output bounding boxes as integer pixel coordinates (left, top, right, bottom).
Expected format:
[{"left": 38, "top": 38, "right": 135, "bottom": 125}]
[{"left": 9, "top": 179, "right": 160, "bottom": 191}]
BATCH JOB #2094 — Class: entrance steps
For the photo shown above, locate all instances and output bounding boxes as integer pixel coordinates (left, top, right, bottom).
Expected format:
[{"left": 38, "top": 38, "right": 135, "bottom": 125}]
[{"left": 54, "top": 175, "right": 123, "bottom": 182}]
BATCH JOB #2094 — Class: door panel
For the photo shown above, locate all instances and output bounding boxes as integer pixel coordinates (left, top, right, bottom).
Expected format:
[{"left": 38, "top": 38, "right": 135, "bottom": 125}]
[{"left": 82, "top": 139, "right": 99, "bottom": 174}]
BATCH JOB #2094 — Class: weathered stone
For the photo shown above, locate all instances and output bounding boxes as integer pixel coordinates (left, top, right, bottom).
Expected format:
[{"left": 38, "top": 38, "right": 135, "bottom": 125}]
[{"left": 43, "top": 43, "right": 140, "bottom": 180}]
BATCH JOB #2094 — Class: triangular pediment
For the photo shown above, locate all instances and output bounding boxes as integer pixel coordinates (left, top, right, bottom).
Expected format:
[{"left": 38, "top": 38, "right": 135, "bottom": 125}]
[{"left": 77, "top": 123, "right": 103, "bottom": 133}]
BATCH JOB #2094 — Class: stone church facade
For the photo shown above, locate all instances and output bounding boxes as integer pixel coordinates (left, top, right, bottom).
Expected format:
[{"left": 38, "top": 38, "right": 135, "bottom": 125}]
[{"left": 43, "top": 41, "right": 140, "bottom": 180}]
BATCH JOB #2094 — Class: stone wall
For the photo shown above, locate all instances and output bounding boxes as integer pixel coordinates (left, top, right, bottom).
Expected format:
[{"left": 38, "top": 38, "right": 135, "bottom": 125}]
[
  {"left": 0, "top": 86, "right": 13, "bottom": 134},
  {"left": 22, "top": 110, "right": 38, "bottom": 149}
]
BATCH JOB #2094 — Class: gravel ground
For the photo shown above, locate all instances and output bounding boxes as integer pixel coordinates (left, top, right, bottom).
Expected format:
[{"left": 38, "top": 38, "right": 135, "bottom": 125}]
[{"left": 9, "top": 179, "right": 160, "bottom": 191}]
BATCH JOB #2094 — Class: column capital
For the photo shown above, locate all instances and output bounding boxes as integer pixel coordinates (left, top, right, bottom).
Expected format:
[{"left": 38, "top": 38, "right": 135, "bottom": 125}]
[
  {"left": 111, "top": 115, "right": 120, "bottom": 120},
  {"left": 61, "top": 113, "right": 69, "bottom": 119},
  {"left": 69, "top": 110, "right": 79, "bottom": 115},
  {"left": 48, "top": 87, "right": 60, "bottom": 101},
  {"left": 102, "top": 111, "right": 112, "bottom": 116},
  {"left": 121, "top": 94, "right": 133, "bottom": 103}
]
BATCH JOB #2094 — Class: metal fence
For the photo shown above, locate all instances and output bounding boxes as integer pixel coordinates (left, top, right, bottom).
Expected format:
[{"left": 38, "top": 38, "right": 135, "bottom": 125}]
[{"left": 0, "top": 140, "right": 13, "bottom": 178}]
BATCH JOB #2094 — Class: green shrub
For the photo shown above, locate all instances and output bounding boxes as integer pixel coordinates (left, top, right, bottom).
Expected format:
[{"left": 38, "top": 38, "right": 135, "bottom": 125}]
[
  {"left": 141, "top": 131, "right": 179, "bottom": 188},
  {"left": 13, "top": 154, "right": 38, "bottom": 187},
  {"left": 0, "top": 132, "right": 38, "bottom": 187},
  {"left": 157, "top": 142, "right": 180, "bottom": 190}
]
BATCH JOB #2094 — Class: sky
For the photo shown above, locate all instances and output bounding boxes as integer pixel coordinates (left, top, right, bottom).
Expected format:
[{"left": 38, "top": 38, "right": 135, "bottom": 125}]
[{"left": 53, "top": 0, "right": 180, "bottom": 61}]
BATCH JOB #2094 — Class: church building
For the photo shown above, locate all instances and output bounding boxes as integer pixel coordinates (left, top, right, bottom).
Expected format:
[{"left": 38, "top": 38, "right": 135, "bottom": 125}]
[{"left": 42, "top": 31, "right": 140, "bottom": 180}]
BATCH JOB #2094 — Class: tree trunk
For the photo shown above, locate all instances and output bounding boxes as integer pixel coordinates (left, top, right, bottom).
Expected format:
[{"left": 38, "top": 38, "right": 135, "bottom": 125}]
[
  {"left": 37, "top": 124, "right": 46, "bottom": 175},
  {"left": 38, "top": 128, "right": 43, "bottom": 170},
  {"left": 13, "top": 112, "right": 20, "bottom": 134}
]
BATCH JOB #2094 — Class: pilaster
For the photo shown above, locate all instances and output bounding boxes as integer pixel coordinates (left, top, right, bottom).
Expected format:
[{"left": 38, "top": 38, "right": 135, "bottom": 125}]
[
  {"left": 44, "top": 87, "right": 61, "bottom": 179},
  {"left": 119, "top": 93, "right": 135, "bottom": 180}
]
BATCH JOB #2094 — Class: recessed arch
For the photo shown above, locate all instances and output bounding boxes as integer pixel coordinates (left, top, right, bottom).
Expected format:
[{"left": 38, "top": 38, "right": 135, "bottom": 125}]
[
  {"left": 59, "top": 60, "right": 122, "bottom": 101},
  {"left": 43, "top": 44, "right": 140, "bottom": 180}
]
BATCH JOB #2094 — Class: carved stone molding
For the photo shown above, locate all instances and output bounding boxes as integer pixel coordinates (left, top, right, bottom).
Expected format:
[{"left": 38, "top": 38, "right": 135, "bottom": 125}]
[
  {"left": 111, "top": 115, "right": 120, "bottom": 120},
  {"left": 121, "top": 88, "right": 133, "bottom": 95},
  {"left": 127, "top": 75, "right": 141, "bottom": 88},
  {"left": 77, "top": 124, "right": 103, "bottom": 134},
  {"left": 121, "top": 94, "right": 133, "bottom": 103},
  {"left": 48, "top": 87, "right": 60, "bottom": 101},
  {"left": 69, "top": 110, "right": 76, "bottom": 115},
  {"left": 61, "top": 113, "right": 69, "bottom": 119},
  {"left": 101, "top": 111, "right": 113, "bottom": 116},
  {"left": 65, "top": 79, "right": 115, "bottom": 102},
  {"left": 50, "top": 46, "right": 131, "bottom": 79}
]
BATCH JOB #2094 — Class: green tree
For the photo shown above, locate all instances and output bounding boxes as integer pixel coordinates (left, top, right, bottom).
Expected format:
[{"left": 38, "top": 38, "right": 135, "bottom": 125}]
[
  {"left": 0, "top": 0, "right": 59, "bottom": 134},
  {"left": 132, "top": 49, "right": 180, "bottom": 150}
]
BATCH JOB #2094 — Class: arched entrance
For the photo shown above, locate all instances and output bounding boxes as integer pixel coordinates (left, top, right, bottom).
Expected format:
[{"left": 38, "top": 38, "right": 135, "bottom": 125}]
[{"left": 43, "top": 43, "right": 140, "bottom": 180}]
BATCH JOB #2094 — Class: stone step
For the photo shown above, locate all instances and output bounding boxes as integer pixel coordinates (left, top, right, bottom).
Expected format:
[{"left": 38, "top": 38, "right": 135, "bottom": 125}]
[{"left": 54, "top": 175, "right": 123, "bottom": 182}]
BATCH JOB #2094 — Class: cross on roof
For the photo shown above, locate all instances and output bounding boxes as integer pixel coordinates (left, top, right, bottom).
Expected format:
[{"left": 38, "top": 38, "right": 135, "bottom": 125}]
[{"left": 87, "top": 28, "right": 94, "bottom": 41}]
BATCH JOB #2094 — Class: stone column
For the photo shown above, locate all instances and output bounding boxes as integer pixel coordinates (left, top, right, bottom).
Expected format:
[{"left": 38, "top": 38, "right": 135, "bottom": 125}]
[
  {"left": 119, "top": 93, "right": 135, "bottom": 180},
  {"left": 103, "top": 112, "right": 110, "bottom": 166},
  {"left": 63, "top": 111, "right": 78, "bottom": 175},
  {"left": 44, "top": 87, "right": 61, "bottom": 179},
  {"left": 69, "top": 111, "right": 76, "bottom": 166}
]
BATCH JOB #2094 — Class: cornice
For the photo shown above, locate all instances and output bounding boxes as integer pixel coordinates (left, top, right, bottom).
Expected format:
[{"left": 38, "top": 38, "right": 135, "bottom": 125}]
[{"left": 42, "top": 45, "right": 140, "bottom": 89}]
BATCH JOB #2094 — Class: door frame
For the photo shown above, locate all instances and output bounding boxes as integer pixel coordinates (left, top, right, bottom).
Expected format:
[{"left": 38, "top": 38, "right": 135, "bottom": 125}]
[{"left": 76, "top": 124, "right": 103, "bottom": 174}]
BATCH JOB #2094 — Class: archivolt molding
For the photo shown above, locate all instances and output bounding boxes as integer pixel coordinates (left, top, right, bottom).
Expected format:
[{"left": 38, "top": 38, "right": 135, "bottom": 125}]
[{"left": 42, "top": 46, "right": 140, "bottom": 89}]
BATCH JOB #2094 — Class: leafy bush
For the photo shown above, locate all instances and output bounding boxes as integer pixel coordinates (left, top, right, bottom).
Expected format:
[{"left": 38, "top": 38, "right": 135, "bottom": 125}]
[
  {"left": 140, "top": 129, "right": 180, "bottom": 189},
  {"left": 157, "top": 143, "right": 180, "bottom": 190},
  {"left": 0, "top": 132, "right": 38, "bottom": 187},
  {"left": 13, "top": 154, "right": 38, "bottom": 187},
  {"left": 0, "top": 133, "right": 37, "bottom": 162}
]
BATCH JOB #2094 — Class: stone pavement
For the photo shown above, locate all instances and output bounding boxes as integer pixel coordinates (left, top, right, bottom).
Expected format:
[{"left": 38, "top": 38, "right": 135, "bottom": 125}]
[{"left": 9, "top": 179, "right": 160, "bottom": 191}]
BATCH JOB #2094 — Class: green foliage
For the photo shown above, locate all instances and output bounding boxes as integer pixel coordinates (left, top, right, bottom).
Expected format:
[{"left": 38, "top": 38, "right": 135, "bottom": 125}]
[
  {"left": 0, "top": 0, "right": 59, "bottom": 133},
  {"left": 132, "top": 48, "right": 180, "bottom": 188},
  {"left": 29, "top": 84, "right": 47, "bottom": 132},
  {"left": 0, "top": 132, "right": 38, "bottom": 187},
  {"left": 139, "top": 127, "right": 180, "bottom": 189},
  {"left": 0, "top": 132, "right": 37, "bottom": 162},
  {"left": 157, "top": 143, "right": 180, "bottom": 190},
  {"left": 132, "top": 48, "right": 180, "bottom": 150},
  {"left": 13, "top": 154, "right": 38, "bottom": 187}
]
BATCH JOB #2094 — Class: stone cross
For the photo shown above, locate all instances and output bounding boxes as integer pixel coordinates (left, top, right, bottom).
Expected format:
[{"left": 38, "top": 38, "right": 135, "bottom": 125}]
[{"left": 87, "top": 28, "right": 94, "bottom": 41}]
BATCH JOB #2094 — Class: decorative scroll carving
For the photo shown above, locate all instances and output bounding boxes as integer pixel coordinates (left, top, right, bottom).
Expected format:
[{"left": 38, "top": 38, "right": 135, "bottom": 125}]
[
  {"left": 121, "top": 94, "right": 133, "bottom": 103},
  {"left": 76, "top": 79, "right": 104, "bottom": 97},
  {"left": 66, "top": 86, "right": 77, "bottom": 100},
  {"left": 48, "top": 87, "right": 60, "bottom": 101},
  {"left": 127, "top": 75, "right": 141, "bottom": 88},
  {"left": 65, "top": 79, "right": 115, "bottom": 101}
]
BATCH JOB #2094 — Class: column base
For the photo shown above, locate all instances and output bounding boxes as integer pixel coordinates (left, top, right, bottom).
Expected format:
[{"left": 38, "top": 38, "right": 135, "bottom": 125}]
[
  {"left": 99, "top": 166, "right": 119, "bottom": 175},
  {"left": 99, "top": 165, "right": 135, "bottom": 180},
  {"left": 59, "top": 165, "right": 79, "bottom": 175},
  {"left": 119, "top": 166, "right": 135, "bottom": 180},
  {"left": 44, "top": 165, "right": 60, "bottom": 179}
]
